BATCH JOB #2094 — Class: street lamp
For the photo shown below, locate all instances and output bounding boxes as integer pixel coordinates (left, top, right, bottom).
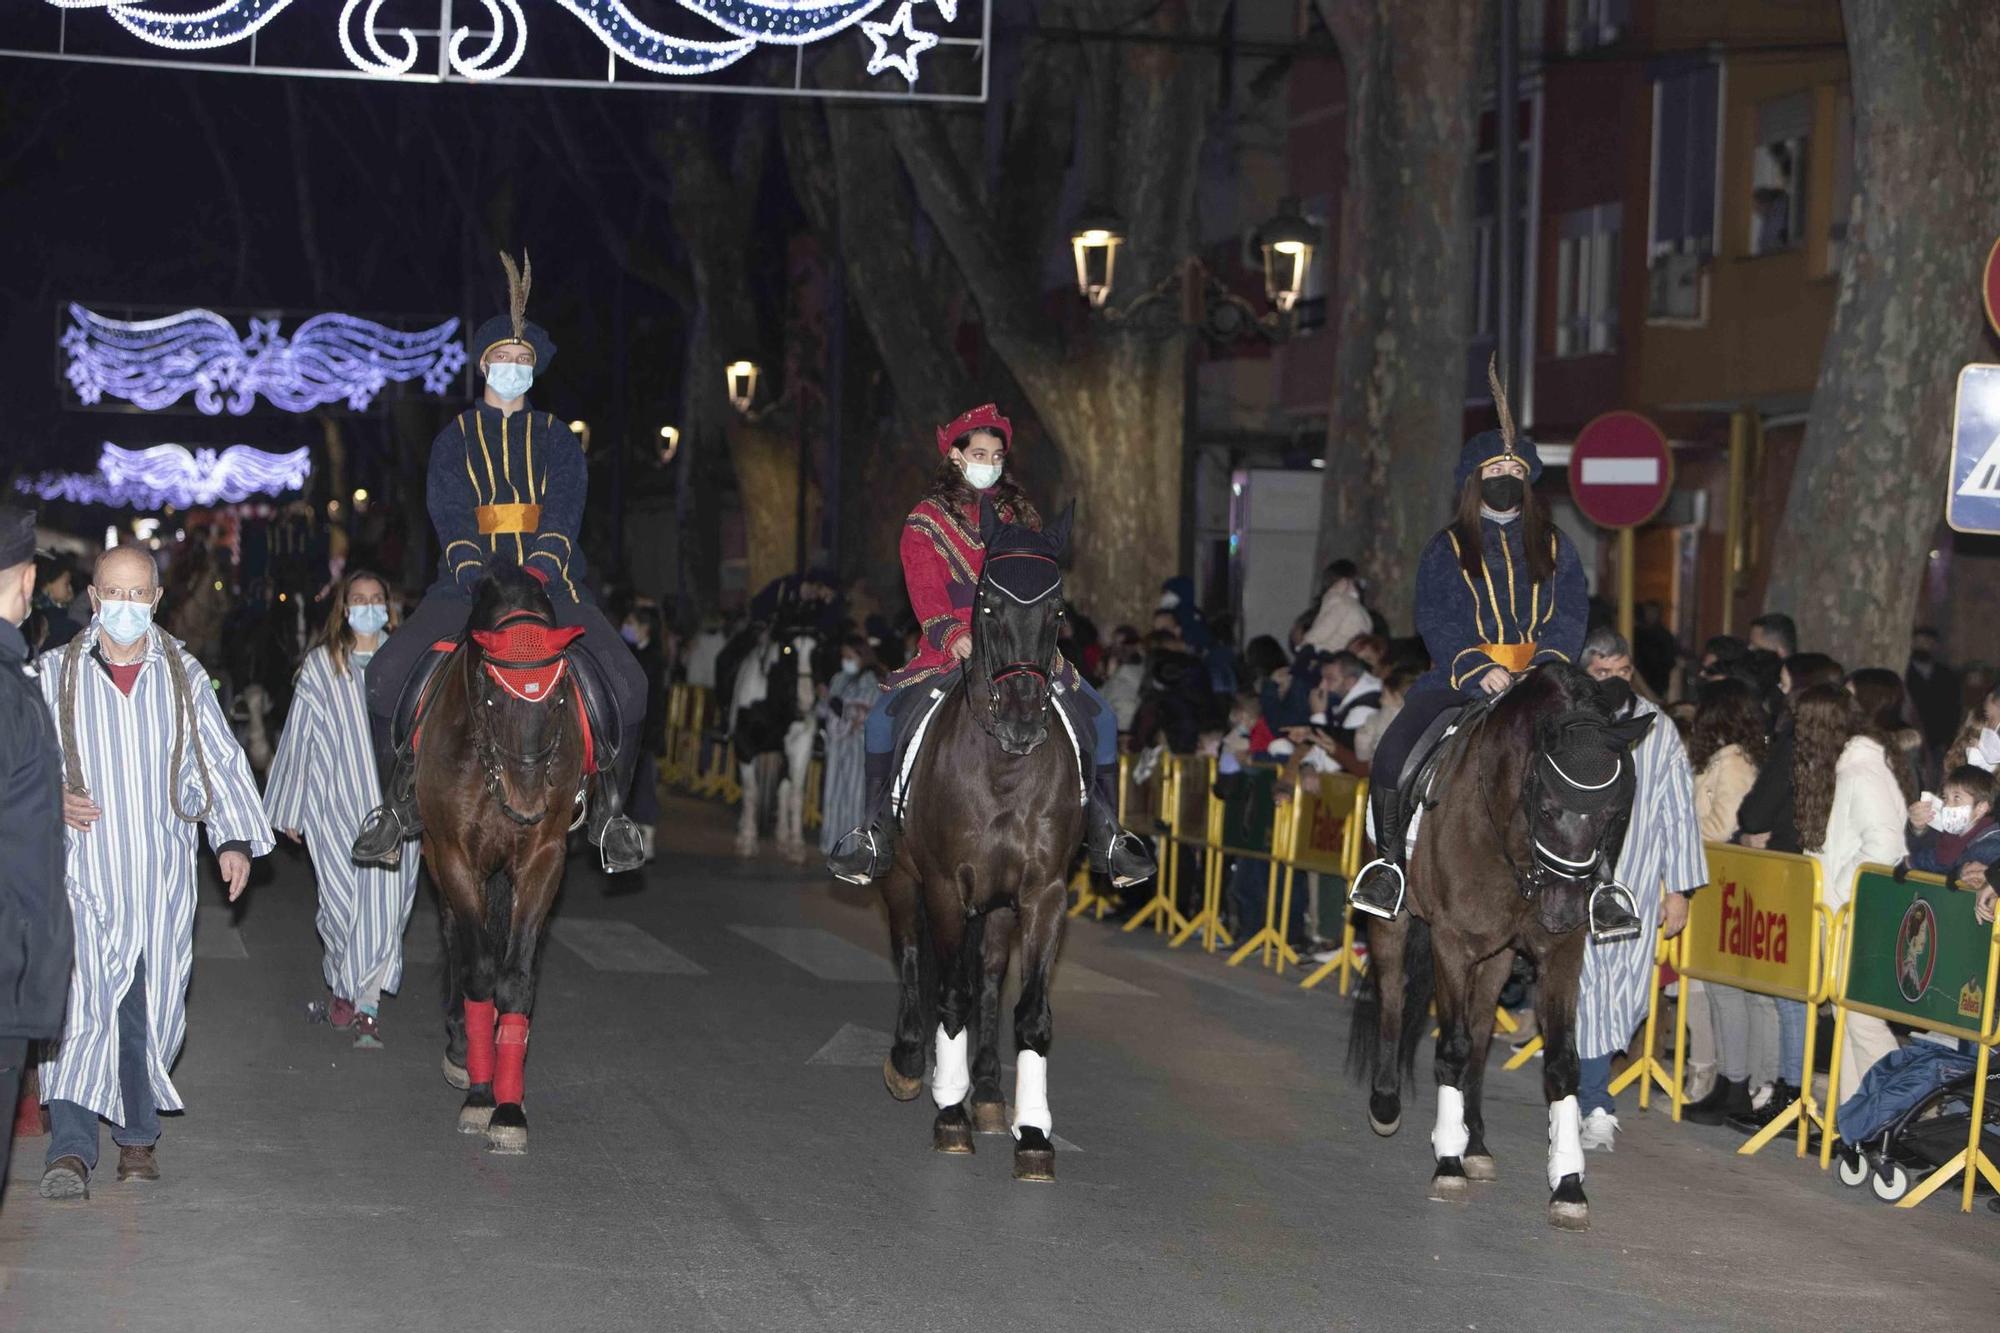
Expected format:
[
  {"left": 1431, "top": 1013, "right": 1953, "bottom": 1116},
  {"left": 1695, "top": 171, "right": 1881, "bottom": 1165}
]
[
  {"left": 725, "top": 360, "right": 761, "bottom": 415},
  {"left": 658, "top": 424, "right": 681, "bottom": 466},
  {"left": 1070, "top": 212, "right": 1125, "bottom": 309},
  {"left": 1257, "top": 196, "right": 1321, "bottom": 314}
]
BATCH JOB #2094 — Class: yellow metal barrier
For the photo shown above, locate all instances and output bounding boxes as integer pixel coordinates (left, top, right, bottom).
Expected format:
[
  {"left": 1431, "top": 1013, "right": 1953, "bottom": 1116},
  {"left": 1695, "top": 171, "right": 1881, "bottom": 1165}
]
[
  {"left": 1069, "top": 754, "right": 1131, "bottom": 920},
  {"left": 1671, "top": 844, "right": 1829, "bottom": 1153},
  {"left": 1281, "top": 774, "right": 1366, "bottom": 988},
  {"left": 1164, "top": 755, "right": 1235, "bottom": 953},
  {"left": 1123, "top": 753, "right": 1194, "bottom": 939},
  {"left": 1822, "top": 863, "right": 2000, "bottom": 1211}
]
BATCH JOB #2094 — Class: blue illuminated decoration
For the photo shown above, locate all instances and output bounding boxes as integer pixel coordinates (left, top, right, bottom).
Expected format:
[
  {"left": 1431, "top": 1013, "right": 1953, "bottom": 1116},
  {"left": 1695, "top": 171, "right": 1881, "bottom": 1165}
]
[
  {"left": 39, "top": 0, "right": 961, "bottom": 85},
  {"left": 61, "top": 304, "right": 468, "bottom": 415},
  {"left": 17, "top": 443, "right": 312, "bottom": 509}
]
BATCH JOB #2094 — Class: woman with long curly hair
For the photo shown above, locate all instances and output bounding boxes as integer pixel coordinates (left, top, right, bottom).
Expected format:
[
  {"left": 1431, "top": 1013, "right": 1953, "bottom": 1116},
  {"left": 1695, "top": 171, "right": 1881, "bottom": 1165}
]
[
  {"left": 1845, "top": 667, "right": 1921, "bottom": 803},
  {"left": 265, "top": 571, "right": 419, "bottom": 1049},
  {"left": 826, "top": 405, "right": 1153, "bottom": 889},
  {"left": 1793, "top": 683, "right": 1907, "bottom": 1103}
]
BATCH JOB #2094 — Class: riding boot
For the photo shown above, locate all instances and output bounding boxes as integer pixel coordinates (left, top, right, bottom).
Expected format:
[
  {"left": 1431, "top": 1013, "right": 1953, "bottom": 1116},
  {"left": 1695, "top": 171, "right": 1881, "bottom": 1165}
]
[
  {"left": 1348, "top": 781, "right": 1407, "bottom": 920},
  {"left": 351, "top": 747, "right": 420, "bottom": 868},
  {"left": 1085, "top": 769, "right": 1156, "bottom": 888},
  {"left": 1587, "top": 881, "right": 1643, "bottom": 943},
  {"left": 827, "top": 749, "right": 899, "bottom": 885}
]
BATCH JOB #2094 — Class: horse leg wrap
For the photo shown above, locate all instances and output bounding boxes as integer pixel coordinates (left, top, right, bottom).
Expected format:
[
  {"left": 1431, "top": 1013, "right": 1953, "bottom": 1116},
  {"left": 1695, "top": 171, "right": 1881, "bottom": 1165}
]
[
  {"left": 931, "top": 1024, "right": 970, "bottom": 1109},
  {"left": 1547, "top": 1094, "right": 1584, "bottom": 1189},
  {"left": 1431, "top": 1085, "right": 1469, "bottom": 1160},
  {"left": 1010, "top": 1050, "right": 1051, "bottom": 1140},
  {"left": 494, "top": 1014, "right": 530, "bottom": 1106},
  {"left": 464, "top": 999, "right": 498, "bottom": 1087}
]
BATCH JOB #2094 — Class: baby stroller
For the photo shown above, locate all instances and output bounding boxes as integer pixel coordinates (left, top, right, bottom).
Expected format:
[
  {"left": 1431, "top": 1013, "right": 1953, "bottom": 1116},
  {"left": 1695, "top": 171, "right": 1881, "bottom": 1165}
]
[{"left": 1830, "top": 1041, "right": 2000, "bottom": 1203}]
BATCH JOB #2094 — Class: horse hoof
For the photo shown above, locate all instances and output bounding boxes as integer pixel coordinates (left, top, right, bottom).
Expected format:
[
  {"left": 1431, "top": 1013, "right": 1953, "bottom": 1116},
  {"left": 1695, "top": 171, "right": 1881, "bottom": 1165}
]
[
  {"left": 971, "top": 1101, "right": 1010, "bottom": 1136},
  {"left": 1013, "top": 1128, "right": 1056, "bottom": 1182},
  {"left": 1429, "top": 1160, "right": 1470, "bottom": 1202},
  {"left": 882, "top": 1055, "right": 924, "bottom": 1102},
  {"left": 1369, "top": 1091, "right": 1401, "bottom": 1137},
  {"left": 1548, "top": 1172, "right": 1590, "bottom": 1231},
  {"left": 442, "top": 1056, "right": 470, "bottom": 1090},
  {"left": 1368, "top": 1112, "right": 1401, "bottom": 1137},
  {"left": 932, "top": 1107, "right": 975, "bottom": 1155},
  {"left": 457, "top": 1090, "right": 495, "bottom": 1134},
  {"left": 486, "top": 1103, "right": 528, "bottom": 1156},
  {"left": 1463, "top": 1154, "right": 1498, "bottom": 1182}
]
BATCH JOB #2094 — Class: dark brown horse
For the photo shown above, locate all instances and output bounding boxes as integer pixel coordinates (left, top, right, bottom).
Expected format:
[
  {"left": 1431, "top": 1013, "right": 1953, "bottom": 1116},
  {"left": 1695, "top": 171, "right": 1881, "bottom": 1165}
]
[
  {"left": 1349, "top": 664, "right": 1650, "bottom": 1228},
  {"left": 876, "top": 502, "right": 1082, "bottom": 1181},
  {"left": 422, "top": 566, "right": 587, "bottom": 1154}
]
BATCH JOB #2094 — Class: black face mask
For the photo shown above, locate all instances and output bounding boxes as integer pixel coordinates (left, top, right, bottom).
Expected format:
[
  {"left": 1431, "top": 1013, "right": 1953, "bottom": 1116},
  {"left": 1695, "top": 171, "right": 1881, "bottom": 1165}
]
[{"left": 1480, "top": 475, "right": 1525, "bottom": 511}]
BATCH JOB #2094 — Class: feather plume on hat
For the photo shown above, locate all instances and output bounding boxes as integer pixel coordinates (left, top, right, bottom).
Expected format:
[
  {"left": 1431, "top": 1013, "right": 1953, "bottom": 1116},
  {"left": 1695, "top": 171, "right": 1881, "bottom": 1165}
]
[{"left": 498, "top": 250, "right": 532, "bottom": 344}]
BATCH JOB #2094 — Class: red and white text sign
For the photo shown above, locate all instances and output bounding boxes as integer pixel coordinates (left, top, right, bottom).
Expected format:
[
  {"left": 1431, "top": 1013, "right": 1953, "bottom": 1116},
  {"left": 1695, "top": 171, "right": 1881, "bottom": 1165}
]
[{"left": 1569, "top": 410, "right": 1673, "bottom": 530}]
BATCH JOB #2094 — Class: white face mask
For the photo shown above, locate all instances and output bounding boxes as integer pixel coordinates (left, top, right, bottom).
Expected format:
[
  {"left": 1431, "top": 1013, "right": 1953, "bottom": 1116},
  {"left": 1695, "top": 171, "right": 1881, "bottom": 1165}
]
[
  {"left": 961, "top": 460, "right": 1002, "bottom": 491},
  {"left": 1935, "top": 803, "right": 1977, "bottom": 836}
]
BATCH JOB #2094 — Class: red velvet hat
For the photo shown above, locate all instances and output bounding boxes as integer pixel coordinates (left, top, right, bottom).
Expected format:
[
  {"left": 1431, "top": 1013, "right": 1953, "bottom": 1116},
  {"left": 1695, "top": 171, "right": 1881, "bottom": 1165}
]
[{"left": 936, "top": 403, "right": 1013, "bottom": 455}]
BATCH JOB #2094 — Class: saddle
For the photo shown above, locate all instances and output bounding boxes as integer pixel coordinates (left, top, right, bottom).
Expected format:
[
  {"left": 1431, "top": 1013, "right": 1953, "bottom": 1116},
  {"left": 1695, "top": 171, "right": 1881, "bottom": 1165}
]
[
  {"left": 389, "top": 617, "right": 619, "bottom": 778},
  {"left": 1389, "top": 691, "right": 1502, "bottom": 841}
]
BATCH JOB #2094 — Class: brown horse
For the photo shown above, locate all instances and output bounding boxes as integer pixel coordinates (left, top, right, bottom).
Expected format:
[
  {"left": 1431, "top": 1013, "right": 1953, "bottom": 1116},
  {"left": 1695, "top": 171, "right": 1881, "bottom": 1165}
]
[
  {"left": 1349, "top": 664, "right": 1650, "bottom": 1229},
  {"left": 421, "top": 566, "right": 587, "bottom": 1154},
  {"left": 876, "top": 502, "right": 1082, "bottom": 1181}
]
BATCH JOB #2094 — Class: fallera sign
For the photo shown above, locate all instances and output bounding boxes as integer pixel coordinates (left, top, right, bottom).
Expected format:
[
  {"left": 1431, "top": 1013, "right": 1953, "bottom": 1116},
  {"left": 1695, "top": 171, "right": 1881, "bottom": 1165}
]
[{"left": 1683, "top": 845, "right": 1820, "bottom": 1001}]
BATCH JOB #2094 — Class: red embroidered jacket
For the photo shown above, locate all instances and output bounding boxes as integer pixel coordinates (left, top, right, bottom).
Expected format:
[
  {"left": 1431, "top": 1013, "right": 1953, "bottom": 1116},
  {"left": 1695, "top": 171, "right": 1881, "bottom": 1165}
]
[{"left": 886, "top": 496, "right": 1079, "bottom": 691}]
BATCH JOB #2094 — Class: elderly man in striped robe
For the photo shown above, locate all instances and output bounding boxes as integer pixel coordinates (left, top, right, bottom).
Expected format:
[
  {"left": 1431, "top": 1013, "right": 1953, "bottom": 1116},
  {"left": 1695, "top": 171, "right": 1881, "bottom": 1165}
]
[
  {"left": 1575, "top": 628, "right": 1705, "bottom": 1151},
  {"left": 36, "top": 546, "right": 272, "bottom": 1200}
]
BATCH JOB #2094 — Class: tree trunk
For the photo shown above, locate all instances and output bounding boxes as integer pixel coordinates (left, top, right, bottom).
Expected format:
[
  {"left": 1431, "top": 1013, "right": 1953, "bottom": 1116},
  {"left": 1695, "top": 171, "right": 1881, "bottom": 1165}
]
[
  {"left": 1764, "top": 0, "right": 2000, "bottom": 665},
  {"left": 1316, "top": 0, "right": 1486, "bottom": 622}
]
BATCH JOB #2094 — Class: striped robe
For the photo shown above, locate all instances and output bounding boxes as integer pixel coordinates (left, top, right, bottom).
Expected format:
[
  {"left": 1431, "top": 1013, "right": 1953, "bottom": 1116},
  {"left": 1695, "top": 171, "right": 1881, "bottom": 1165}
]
[
  {"left": 265, "top": 644, "right": 420, "bottom": 1003},
  {"left": 1579, "top": 698, "right": 1707, "bottom": 1060},
  {"left": 37, "top": 624, "right": 273, "bottom": 1123},
  {"left": 818, "top": 668, "right": 880, "bottom": 854}
]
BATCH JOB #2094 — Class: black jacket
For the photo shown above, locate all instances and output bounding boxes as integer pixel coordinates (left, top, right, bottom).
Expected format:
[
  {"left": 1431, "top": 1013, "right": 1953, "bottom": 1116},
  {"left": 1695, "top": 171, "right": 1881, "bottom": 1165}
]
[
  {"left": 1735, "top": 716, "right": 1801, "bottom": 854},
  {"left": 0, "top": 617, "right": 73, "bottom": 1039}
]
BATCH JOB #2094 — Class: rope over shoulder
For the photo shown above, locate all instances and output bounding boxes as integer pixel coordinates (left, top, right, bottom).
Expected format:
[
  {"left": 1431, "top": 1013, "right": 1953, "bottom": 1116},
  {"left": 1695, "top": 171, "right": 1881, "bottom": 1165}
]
[{"left": 58, "top": 629, "right": 215, "bottom": 823}]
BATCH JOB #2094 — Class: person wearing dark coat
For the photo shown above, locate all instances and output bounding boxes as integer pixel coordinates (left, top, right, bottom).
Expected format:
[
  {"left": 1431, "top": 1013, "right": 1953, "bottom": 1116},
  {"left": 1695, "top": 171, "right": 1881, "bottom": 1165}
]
[
  {"left": 0, "top": 506, "right": 75, "bottom": 1200},
  {"left": 352, "top": 255, "right": 647, "bottom": 874}
]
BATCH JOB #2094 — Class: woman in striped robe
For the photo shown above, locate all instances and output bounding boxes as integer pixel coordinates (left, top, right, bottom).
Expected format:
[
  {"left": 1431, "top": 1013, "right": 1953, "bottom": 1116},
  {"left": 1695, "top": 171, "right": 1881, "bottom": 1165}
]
[
  {"left": 1576, "top": 632, "right": 1706, "bottom": 1150},
  {"left": 266, "top": 572, "right": 419, "bottom": 1049},
  {"left": 37, "top": 546, "right": 272, "bottom": 1196},
  {"left": 818, "top": 634, "right": 883, "bottom": 855}
]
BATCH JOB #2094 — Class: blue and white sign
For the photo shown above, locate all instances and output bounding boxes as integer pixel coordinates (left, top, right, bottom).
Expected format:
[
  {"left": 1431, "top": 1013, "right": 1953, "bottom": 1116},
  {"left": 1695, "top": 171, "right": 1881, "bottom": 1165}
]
[{"left": 1949, "top": 363, "right": 2000, "bottom": 536}]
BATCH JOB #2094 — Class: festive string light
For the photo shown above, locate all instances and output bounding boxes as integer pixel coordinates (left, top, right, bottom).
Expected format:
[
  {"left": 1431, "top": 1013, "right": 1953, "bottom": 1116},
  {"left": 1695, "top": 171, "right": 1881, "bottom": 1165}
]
[
  {"left": 861, "top": 1, "right": 937, "bottom": 83},
  {"left": 39, "top": 0, "right": 955, "bottom": 86},
  {"left": 62, "top": 304, "right": 467, "bottom": 415},
  {"left": 16, "top": 444, "right": 312, "bottom": 509}
]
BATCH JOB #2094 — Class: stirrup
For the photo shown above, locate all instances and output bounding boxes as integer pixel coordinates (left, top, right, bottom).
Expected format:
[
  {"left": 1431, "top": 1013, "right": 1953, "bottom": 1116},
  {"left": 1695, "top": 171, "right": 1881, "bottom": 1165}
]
[
  {"left": 1104, "top": 830, "right": 1156, "bottom": 889},
  {"left": 1348, "top": 857, "right": 1406, "bottom": 921},
  {"left": 828, "top": 827, "right": 886, "bottom": 886},
  {"left": 351, "top": 801, "right": 415, "bottom": 868},
  {"left": 595, "top": 813, "right": 646, "bottom": 875},
  {"left": 1587, "top": 881, "right": 1642, "bottom": 944}
]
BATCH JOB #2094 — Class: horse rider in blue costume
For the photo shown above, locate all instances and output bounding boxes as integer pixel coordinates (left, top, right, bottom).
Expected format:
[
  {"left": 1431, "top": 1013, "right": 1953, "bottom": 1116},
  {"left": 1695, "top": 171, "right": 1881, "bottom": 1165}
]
[
  {"left": 1346, "top": 382, "right": 1641, "bottom": 940},
  {"left": 351, "top": 254, "right": 648, "bottom": 874}
]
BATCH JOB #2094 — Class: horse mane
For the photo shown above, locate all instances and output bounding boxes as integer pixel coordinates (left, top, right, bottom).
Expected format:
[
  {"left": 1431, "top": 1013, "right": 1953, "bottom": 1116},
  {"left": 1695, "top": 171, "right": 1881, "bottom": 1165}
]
[{"left": 467, "top": 563, "right": 553, "bottom": 632}]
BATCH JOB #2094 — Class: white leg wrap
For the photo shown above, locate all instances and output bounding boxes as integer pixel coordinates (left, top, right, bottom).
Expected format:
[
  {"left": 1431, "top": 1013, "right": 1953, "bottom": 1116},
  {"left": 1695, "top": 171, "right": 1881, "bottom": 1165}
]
[
  {"left": 1430, "top": 1085, "right": 1469, "bottom": 1160},
  {"left": 1547, "top": 1095, "right": 1584, "bottom": 1189},
  {"left": 1011, "top": 1050, "right": 1051, "bottom": 1140},
  {"left": 931, "top": 1025, "right": 970, "bottom": 1109}
]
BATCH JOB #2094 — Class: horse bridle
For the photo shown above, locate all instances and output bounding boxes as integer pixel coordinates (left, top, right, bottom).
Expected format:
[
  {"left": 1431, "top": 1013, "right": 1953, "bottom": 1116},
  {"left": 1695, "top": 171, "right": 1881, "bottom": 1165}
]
[
  {"left": 973, "top": 551, "right": 1061, "bottom": 730},
  {"left": 470, "top": 609, "right": 584, "bottom": 828},
  {"left": 1482, "top": 722, "right": 1631, "bottom": 900}
]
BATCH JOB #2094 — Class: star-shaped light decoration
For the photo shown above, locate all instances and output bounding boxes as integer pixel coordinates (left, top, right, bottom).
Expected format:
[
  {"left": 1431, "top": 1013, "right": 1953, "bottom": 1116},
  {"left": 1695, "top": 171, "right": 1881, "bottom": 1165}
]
[{"left": 861, "top": 1, "right": 938, "bottom": 85}]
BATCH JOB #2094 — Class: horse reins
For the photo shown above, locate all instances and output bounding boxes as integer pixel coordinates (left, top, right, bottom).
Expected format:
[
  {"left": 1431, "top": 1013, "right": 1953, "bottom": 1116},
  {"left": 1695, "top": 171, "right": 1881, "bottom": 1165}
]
[
  {"left": 975, "top": 551, "right": 1061, "bottom": 726},
  {"left": 469, "top": 608, "right": 583, "bottom": 828}
]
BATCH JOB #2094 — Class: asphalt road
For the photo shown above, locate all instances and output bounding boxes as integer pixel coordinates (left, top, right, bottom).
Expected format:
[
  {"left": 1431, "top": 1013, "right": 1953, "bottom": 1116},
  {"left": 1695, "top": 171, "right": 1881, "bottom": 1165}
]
[{"left": 2, "top": 794, "right": 1993, "bottom": 1332}]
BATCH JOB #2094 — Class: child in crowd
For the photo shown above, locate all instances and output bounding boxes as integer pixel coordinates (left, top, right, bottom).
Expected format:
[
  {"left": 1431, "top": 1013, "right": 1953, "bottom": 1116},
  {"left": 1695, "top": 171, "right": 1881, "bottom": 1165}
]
[{"left": 1905, "top": 766, "right": 1999, "bottom": 921}]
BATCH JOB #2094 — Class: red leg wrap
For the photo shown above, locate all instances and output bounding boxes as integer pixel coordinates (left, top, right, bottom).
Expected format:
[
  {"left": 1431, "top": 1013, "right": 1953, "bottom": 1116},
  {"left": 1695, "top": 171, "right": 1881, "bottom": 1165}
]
[
  {"left": 494, "top": 1014, "right": 530, "bottom": 1106},
  {"left": 463, "top": 999, "right": 497, "bottom": 1086}
]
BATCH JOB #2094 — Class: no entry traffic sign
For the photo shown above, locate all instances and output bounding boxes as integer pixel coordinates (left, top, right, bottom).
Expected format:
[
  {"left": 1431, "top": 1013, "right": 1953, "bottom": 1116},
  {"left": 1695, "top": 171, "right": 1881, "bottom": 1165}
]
[
  {"left": 1948, "top": 364, "right": 2000, "bottom": 536},
  {"left": 1569, "top": 410, "right": 1673, "bottom": 529}
]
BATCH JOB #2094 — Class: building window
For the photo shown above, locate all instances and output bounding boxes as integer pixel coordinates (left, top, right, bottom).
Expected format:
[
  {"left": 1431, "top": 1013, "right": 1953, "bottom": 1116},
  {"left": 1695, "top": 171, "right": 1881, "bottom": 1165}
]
[
  {"left": 1556, "top": 204, "right": 1621, "bottom": 357},
  {"left": 1565, "top": 0, "right": 1628, "bottom": 53},
  {"left": 1648, "top": 61, "right": 1720, "bottom": 318},
  {"left": 1750, "top": 92, "right": 1810, "bottom": 256}
]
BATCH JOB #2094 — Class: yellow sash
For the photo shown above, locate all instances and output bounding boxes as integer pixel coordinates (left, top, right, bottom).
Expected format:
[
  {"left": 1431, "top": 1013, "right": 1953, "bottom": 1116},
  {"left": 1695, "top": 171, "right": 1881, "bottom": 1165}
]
[
  {"left": 476, "top": 503, "right": 542, "bottom": 535},
  {"left": 1480, "top": 642, "right": 1538, "bottom": 673}
]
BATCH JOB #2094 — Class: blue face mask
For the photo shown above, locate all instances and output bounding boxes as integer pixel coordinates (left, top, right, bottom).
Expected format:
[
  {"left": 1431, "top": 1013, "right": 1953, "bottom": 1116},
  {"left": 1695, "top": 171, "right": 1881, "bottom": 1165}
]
[
  {"left": 347, "top": 604, "right": 389, "bottom": 637},
  {"left": 98, "top": 597, "right": 153, "bottom": 646},
  {"left": 485, "top": 360, "right": 534, "bottom": 401}
]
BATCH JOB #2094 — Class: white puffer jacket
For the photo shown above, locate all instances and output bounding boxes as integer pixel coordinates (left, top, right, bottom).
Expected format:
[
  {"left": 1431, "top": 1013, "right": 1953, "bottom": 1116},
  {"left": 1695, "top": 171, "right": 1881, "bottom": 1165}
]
[{"left": 1302, "top": 582, "right": 1371, "bottom": 656}]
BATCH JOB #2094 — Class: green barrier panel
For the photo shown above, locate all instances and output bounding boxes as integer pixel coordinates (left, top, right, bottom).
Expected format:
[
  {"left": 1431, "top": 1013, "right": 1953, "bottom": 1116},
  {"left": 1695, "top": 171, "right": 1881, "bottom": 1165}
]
[{"left": 1841, "top": 866, "right": 1990, "bottom": 1042}]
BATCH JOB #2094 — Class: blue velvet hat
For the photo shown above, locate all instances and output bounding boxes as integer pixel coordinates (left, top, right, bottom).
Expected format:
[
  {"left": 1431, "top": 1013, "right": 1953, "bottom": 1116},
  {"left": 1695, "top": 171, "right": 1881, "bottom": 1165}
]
[
  {"left": 471, "top": 251, "right": 557, "bottom": 373},
  {"left": 1454, "top": 428, "right": 1542, "bottom": 489}
]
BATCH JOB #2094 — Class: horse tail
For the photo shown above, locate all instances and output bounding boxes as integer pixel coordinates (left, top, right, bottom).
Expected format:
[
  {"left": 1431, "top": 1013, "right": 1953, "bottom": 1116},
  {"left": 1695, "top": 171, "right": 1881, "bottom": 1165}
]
[{"left": 1344, "top": 917, "right": 1436, "bottom": 1091}]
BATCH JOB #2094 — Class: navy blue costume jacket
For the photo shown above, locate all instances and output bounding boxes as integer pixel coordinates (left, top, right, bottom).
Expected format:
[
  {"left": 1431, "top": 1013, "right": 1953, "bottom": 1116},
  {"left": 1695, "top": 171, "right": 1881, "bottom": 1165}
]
[
  {"left": 427, "top": 400, "right": 590, "bottom": 604},
  {"left": 1412, "top": 516, "right": 1586, "bottom": 696}
]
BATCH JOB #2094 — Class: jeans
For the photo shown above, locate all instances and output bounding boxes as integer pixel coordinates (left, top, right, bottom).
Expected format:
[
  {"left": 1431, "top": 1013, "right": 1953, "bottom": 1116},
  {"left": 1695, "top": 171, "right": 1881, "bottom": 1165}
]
[
  {"left": 865, "top": 673, "right": 1118, "bottom": 769},
  {"left": 48, "top": 956, "right": 160, "bottom": 1173},
  {"left": 1579, "top": 1054, "right": 1616, "bottom": 1116},
  {"left": 1775, "top": 998, "right": 1808, "bottom": 1086}
]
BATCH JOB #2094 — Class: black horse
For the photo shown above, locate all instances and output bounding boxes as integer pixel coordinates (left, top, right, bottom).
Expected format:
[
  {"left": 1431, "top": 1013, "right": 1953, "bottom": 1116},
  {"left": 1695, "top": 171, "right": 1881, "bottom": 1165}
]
[
  {"left": 1348, "top": 665, "right": 1650, "bottom": 1229},
  {"left": 876, "top": 501, "right": 1082, "bottom": 1181}
]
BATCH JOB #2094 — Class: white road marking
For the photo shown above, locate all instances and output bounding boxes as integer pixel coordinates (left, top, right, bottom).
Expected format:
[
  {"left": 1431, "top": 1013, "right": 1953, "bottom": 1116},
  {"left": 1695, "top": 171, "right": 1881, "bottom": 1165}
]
[
  {"left": 550, "top": 918, "right": 706, "bottom": 974},
  {"left": 730, "top": 925, "right": 891, "bottom": 981},
  {"left": 806, "top": 1022, "right": 894, "bottom": 1067}
]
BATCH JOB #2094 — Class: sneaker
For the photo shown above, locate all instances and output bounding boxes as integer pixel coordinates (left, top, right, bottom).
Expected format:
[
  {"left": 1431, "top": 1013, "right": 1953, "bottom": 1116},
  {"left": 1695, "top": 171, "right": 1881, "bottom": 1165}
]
[
  {"left": 1579, "top": 1108, "right": 1619, "bottom": 1152},
  {"left": 353, "top": 1012, "right": 383, "bottom": 1049}
]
